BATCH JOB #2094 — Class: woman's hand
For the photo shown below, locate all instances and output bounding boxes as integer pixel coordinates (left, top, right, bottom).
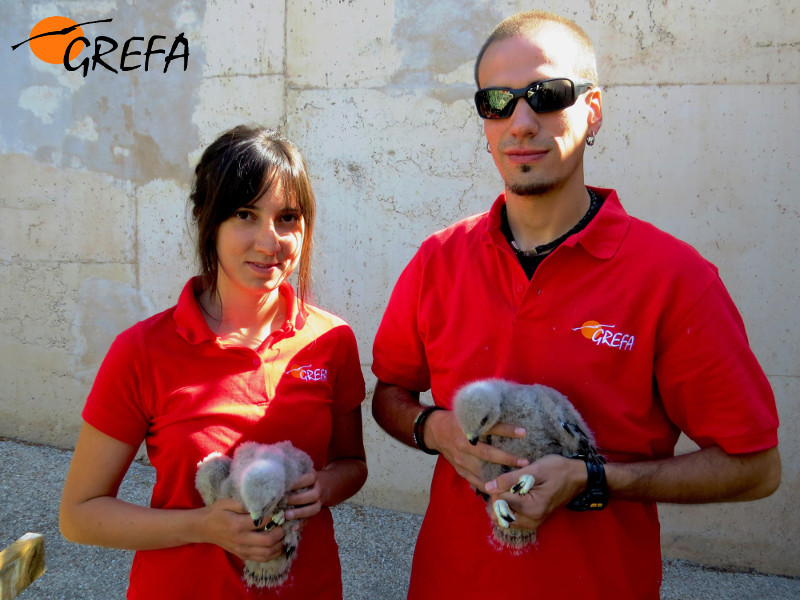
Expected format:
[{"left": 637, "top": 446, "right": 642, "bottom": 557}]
[
  {"left": 283, "top": 471, "right": 323, "bottom": 522},
  {"left": 197, "top": 497, "right": 290, "bottom": 563}
]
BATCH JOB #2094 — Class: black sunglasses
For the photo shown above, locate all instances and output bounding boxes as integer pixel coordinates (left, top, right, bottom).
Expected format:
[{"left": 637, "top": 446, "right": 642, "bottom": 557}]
[{"left": 474, "top": 78, "right": 594, "bottom": 119}]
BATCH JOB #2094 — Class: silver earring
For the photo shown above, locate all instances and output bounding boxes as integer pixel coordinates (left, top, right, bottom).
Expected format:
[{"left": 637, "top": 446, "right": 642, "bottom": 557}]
[
  {"left": 486, "top": 141, "right": 491, "bottom": 153},
  {"left": 586, "top": 132, "right": 596, "bottom": 146}
]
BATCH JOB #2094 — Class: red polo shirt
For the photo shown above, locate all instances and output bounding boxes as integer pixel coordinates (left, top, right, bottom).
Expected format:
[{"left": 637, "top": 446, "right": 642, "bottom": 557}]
[
  {"left": 372, "top": 188, "right": 778, "bottom": 599},
  {"left": 83, "top": 277, "right": 365, "bottom": 599}
]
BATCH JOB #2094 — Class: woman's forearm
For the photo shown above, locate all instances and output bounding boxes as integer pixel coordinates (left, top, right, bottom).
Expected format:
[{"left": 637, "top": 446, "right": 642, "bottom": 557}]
[
  {"left": 318, "top": 458, "right": 368, "bottom": 507},
  {"left": 60, "top": 496, "right": 206, "bottom": 550}
]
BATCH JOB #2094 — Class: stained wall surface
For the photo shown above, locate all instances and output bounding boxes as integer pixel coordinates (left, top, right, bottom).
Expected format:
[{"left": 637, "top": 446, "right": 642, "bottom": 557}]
[{"left": 1, "top": 0, "right": 797, "bottom": 576}]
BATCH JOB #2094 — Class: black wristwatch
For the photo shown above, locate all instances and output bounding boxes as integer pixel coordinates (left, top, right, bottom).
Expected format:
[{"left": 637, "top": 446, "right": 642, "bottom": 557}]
[{"left": 566, "top": 457, "right": 608, "bottom": 511}]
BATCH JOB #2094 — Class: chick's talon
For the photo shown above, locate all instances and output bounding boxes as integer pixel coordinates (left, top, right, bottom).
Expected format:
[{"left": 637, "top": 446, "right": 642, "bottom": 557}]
[
  {"left": 493, "top": 499, "right": 515, "bottom": 529},
  {"left": 511, "top": 474, "right": 535, "bottom": 495}
]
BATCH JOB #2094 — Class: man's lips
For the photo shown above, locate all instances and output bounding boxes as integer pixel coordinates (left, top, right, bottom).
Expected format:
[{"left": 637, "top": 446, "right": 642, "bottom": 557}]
[{"left": 504, "top": 147, "right": 548, "bottom": 164}]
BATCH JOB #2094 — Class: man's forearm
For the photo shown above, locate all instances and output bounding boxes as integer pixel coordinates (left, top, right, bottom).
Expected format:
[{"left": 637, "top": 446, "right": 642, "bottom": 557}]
[
  {"left": 371, "top": 380, "right": 423, "bottom": 448},
  {"left": 606, "top": 446, "right": 781, "bottom": 504}
]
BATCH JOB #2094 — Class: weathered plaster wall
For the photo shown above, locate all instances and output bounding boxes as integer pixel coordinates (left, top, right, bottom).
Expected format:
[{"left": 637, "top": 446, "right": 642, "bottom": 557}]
[{"left": 1, "top": 0, "right": 797, "bottom": 576}]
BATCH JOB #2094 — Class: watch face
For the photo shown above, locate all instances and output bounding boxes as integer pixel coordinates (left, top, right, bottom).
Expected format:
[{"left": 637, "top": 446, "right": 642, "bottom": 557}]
[{"left": 585, "top": 489, "right": 608, "bottom": 510}]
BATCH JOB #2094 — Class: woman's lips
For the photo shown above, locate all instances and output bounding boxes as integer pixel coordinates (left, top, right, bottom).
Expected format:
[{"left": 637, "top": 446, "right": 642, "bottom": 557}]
[{"left": 247, "top": 261, "right": 279, "bottom": 274}]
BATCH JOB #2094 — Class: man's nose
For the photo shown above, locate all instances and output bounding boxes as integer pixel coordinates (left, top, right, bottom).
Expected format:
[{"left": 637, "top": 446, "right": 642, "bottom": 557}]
[{"left": 507, "top": 97, "right": 540, "bottom": 137}]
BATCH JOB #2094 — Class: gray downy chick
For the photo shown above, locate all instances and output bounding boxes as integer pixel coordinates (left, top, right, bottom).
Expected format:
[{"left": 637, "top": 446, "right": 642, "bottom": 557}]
[
  {"left": 242, "top": 441, "right": 314, "bottom": 588},
  {"left": 453, "top": 378, "right": 602, "bottom": 550},
  {"left": 195, "top": 441, "right": 313, "bottom": 588},
  {"left": 195, "top": 451, "right": 232, "bottom": 506}
]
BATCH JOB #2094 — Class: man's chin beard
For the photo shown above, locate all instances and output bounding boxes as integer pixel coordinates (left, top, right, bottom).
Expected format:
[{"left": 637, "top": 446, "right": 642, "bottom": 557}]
[
  {"left": 508, "top": 181, "right": 555, "bottom": 196},
  {"left": 506, "top": 165, "right": 555, "bottom": 196}
]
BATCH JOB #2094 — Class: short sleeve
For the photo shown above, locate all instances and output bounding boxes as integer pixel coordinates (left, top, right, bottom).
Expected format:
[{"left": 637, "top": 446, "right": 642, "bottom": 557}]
[
  {"left": 82, "top": 326, "right": 151, "bottom": 446},
  {"left": 372, "top": 250, "right": 432, "bottom": 392},
  {"left": 331, "top": 324, "right": 366, "bottom": 416},
  {"left": 654, "top": 276, "right": 779, "bottom": 454}
]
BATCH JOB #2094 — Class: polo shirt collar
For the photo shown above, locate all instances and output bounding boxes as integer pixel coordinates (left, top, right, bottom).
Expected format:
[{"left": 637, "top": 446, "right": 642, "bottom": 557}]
[
  {"left": 564, "top": 187, "right": 629, "bottom": 259},
  {"left": 173, "top": 277, "right": 303, "bottom": 345},
  {"left": 280, "top": 283, "right": 305, "bottom": 333},
  {"left": 484, "top": 186, "right": 629, "bottom": 260}
]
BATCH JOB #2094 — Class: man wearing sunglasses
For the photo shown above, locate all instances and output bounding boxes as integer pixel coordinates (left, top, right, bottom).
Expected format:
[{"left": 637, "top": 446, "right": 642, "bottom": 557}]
[{"left": 372, "top": 10, "right": 780, "bottom": 600}]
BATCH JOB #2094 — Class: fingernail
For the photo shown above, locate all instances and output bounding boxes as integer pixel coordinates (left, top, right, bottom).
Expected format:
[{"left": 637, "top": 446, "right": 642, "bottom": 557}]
[
  {"left": 515, "top": 427, "right": 526, "bottom": 436},
  {"left": 485, "top": 480, "right": 497, "bottom": 492},
  {"left": 517, "top": 459, "right": 529, "bottom": 467},
  {"left": 285, "top": 510, "right": 294, "bottom": 520}
]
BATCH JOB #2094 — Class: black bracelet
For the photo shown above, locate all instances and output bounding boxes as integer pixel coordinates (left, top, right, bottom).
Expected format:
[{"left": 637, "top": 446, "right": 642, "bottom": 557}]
[
  {"left": 566, "top": 457, "right": 609, "bottom": 511},
  {"left": 412, "top": 406, "right": 445, "bottom": 455}
]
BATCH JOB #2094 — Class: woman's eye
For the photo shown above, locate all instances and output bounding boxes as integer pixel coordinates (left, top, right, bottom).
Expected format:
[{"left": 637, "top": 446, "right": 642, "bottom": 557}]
[
  {"left": 280, "top": 213, "right": 300, "bottom": 224},
  {"left": 234, "top": 210, "right": 252, "bottom": 220}
]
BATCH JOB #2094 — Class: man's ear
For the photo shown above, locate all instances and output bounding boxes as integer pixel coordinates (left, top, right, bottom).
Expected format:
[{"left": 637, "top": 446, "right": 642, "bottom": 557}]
[{"left": 587, "top": 88, "right": 603, "bottom": 134}]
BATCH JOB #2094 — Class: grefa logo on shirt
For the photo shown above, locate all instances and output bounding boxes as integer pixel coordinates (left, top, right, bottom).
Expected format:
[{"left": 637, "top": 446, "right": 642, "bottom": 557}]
[
  {"left": 286, "top": 363, "right": 328, "bottom": 382},
  {"left": 573, "top": 321, "right": 635, "bottom": 351}
]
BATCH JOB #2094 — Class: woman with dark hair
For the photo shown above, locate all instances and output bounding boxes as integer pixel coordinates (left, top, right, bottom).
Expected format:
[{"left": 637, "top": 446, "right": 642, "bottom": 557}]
[{"left": 60, "top": 125, "right": 367, "bottom": 599}]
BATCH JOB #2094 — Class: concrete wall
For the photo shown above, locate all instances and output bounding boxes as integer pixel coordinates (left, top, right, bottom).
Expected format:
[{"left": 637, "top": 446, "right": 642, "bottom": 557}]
[{"left": 1, "top": 0, "right": 798, "bottom": 576}]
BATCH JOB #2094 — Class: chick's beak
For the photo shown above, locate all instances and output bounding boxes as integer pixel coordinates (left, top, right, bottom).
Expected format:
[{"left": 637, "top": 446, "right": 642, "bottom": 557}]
[
  {"left": 250, "top": 510, "right": 265, "bottom": 528},
  {"left": 467, "top": 433, "right": 479, "bottom": 446}
]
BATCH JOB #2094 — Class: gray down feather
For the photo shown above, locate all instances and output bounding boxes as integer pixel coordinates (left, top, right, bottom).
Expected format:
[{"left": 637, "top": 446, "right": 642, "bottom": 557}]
[
  {"left": 453, "top": 378, "right": 602, "bottom": 550},
  {"left": 195, "top": 440, "right": 313, "bottom": 588}
]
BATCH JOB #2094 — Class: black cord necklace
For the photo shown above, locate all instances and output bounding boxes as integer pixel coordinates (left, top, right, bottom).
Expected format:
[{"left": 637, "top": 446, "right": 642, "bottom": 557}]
[{"left": 505, "top": 188, "right": 601, "bottom": 257}]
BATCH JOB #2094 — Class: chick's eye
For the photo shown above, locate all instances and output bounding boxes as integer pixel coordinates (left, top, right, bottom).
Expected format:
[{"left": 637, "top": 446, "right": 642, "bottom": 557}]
[{"left": 479, "top": 416, "right": 489, "bottom": 427}]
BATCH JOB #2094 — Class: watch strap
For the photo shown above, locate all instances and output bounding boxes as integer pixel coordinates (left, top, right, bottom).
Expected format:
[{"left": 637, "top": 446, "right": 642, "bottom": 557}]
[{"left": 566, "top": 457, "right": 608, "bottom": 511}]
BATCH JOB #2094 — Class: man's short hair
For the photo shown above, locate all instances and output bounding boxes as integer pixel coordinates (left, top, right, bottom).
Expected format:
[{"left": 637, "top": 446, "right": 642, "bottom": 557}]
[{"left": 474, "top": 11, "right": 598, "bottom": 88}]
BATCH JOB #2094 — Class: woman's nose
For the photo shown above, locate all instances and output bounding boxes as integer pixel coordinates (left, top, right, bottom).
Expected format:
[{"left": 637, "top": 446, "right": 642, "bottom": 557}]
[{"left": 254, "top": 221, "right": 281, "bottom": 254}]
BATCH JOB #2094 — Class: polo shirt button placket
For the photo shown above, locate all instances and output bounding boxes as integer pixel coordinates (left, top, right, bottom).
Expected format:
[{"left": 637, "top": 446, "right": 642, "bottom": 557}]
[{"left": 512, "top": 283, "right": 527, "bottom": 311}]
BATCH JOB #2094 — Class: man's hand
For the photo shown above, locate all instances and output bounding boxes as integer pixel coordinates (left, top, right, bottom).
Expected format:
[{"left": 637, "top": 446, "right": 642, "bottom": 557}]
[
  {"left": 424, "top": 409, "right": 528, "bottom": 492},
  {"left": 484, "top": 454, "right": 587, "bottom": 531}
]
